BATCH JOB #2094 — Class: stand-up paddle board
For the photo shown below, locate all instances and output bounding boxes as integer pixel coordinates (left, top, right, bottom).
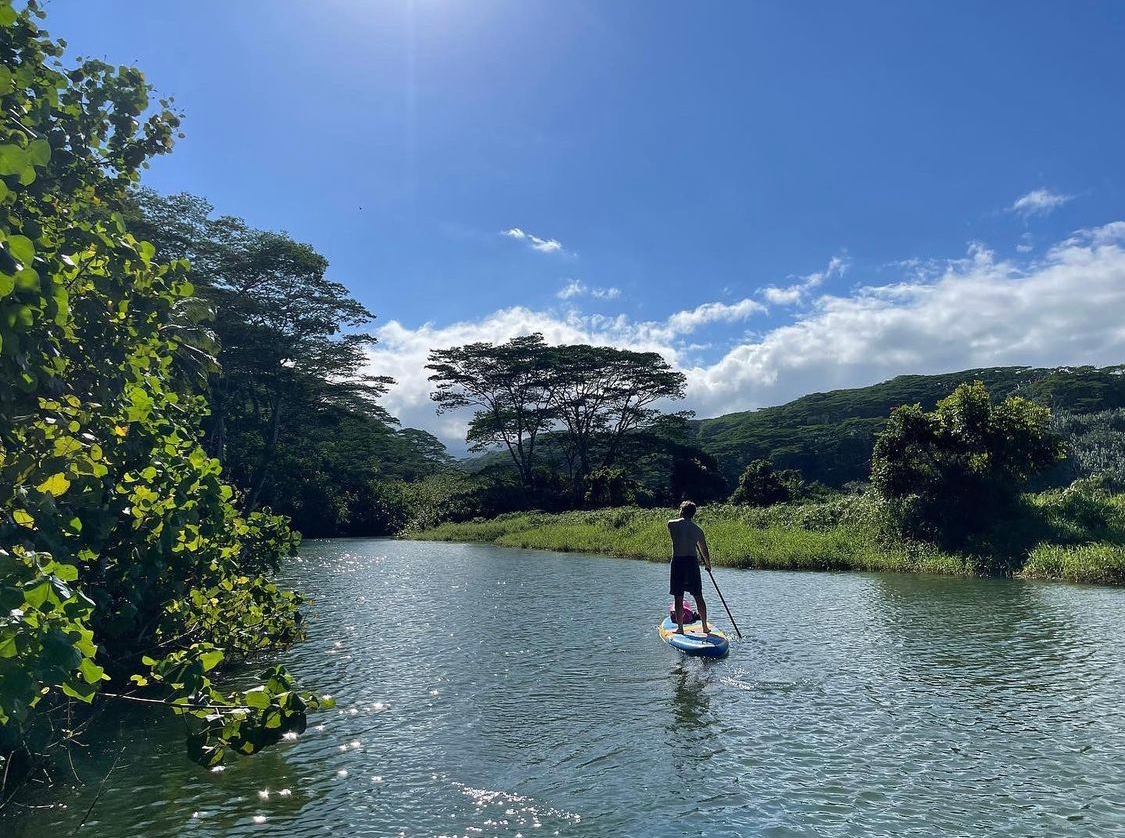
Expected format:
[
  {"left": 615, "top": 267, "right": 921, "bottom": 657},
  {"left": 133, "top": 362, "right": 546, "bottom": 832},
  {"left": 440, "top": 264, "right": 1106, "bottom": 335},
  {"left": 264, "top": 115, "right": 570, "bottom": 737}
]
[{"left": 658, "top": 615, "right": 729, "bottom": 658}]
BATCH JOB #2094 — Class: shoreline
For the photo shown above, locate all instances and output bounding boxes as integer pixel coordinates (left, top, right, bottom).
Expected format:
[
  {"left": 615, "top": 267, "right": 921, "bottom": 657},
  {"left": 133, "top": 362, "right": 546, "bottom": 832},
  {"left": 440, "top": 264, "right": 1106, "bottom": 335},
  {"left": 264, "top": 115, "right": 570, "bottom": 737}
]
[{"left": 405, "top": 498, "right": 1125, "bottom": 587}]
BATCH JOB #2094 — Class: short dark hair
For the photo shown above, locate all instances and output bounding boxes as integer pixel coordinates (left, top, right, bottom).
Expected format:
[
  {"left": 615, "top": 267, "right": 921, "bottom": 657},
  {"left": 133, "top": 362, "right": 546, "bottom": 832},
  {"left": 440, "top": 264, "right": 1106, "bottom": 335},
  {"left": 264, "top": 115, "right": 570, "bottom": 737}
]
[{"left": 679, "top": 500, "right": 697, "bottom": 518}]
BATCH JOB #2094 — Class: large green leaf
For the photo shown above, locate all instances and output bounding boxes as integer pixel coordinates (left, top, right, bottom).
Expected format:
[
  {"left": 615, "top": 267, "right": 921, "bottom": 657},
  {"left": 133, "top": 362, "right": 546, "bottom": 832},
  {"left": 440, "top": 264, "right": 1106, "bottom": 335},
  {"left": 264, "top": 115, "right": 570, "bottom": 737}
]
[{"left": 36, "top": 472, "right": 70, "bottom": 497}]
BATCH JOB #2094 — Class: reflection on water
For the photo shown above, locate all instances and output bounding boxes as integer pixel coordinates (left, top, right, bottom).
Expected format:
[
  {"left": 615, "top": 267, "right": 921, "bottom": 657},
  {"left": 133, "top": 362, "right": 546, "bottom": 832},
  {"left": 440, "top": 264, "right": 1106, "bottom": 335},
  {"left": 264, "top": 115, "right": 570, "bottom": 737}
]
[
  {"left": 4, "top": 541, "right": 1125, "bottom": 837},
  {"left": 669, "top": 663, "right": 713, "bottom": 734}
]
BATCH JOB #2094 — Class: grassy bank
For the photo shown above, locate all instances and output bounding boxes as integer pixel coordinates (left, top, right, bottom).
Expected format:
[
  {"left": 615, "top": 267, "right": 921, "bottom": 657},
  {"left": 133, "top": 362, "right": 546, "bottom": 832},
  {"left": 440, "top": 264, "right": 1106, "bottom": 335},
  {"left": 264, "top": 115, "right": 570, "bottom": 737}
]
[
  {"left": 412, "top": 498, "right": 969, "bottom": 576},
  {"left": 410, "top": 491, "right": 1125, "bottom": 585}
]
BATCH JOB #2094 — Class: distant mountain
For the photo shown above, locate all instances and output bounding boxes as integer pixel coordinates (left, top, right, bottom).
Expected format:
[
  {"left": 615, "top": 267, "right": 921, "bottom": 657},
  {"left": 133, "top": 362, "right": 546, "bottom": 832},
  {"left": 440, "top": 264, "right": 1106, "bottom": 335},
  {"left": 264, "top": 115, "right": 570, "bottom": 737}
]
[{"left": 694, "top": 365, "right": 1125, "bottom": 487}]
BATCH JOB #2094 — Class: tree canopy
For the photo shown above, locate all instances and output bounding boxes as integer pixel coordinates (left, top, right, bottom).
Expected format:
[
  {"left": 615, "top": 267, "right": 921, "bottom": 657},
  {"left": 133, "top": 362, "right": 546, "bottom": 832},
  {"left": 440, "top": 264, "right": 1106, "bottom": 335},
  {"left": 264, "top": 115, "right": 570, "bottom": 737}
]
[
  {"left": 871, "top": 381, "right": 1065, "bottom": 546},
  {"left": 0, "top": 0, "right": 331, "bottom": 780},
  {"left": 428, "top": 333, "right": 692, "bottom": 506},
  {"left": 124, "top": 189, "right": 452, "bottom": 536},
  {"left": 428, "top": 334, "right": 555, "bottom": 490}
]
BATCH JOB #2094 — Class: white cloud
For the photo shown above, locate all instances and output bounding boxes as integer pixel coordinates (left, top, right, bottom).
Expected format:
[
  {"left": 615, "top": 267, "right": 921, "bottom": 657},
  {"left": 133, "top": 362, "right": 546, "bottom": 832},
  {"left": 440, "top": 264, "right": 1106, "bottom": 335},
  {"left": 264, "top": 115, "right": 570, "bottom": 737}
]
[
  {"left": 763, "top": 286, "right": 803, "bottom": 305},
  {"left": 366, "top": 297, "right": 764, "bottom": 447},
  {"left": 662, "top": 299, "right": 765, "bottom": 338},
  {"left": 688, "top": 220, "right": 1125, "bottom": 417},
  {"left": 366, "top": 221, "right": 1125, "bottom": 454},
  {"left": 502, "top": 227, "right": 565, "bottom": 254},
  {"left": 761, "top": 255, "right": 848, "bottom": 307},
  {"left": 556, "top": 279, "right": 622, "bottom": 301},
  {"left": 557, "top": 279, "right": 585, "bottom": 300},
  {"left": 1010, "top": 188, "right": 1074, "bottom": 219}
]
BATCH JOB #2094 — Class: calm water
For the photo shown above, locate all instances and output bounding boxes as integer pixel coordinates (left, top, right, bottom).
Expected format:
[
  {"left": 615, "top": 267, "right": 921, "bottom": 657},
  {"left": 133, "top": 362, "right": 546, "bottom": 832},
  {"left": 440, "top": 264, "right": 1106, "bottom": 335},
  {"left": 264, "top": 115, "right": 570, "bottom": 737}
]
[{"left": 8, "top": 539, "right": 1125, "bottom": 837}]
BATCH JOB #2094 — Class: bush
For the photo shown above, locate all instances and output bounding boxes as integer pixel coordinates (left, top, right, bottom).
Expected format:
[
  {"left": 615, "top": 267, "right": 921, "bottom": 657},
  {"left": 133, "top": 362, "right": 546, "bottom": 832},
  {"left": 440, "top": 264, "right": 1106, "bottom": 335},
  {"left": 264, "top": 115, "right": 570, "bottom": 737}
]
[
  {"left": 871, "top": 381, "right": 1065, "bottom": 546},
  {"left": 729, "top": 460, "right": 791, "bottom": 507}
]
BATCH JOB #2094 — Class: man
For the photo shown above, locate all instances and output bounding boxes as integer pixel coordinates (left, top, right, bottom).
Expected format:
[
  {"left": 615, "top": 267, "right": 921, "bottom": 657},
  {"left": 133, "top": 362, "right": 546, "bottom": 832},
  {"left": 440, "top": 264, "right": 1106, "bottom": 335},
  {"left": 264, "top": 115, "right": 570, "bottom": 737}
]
[{"left": 667, "top": 500, "right": 712, "bottom": 635}]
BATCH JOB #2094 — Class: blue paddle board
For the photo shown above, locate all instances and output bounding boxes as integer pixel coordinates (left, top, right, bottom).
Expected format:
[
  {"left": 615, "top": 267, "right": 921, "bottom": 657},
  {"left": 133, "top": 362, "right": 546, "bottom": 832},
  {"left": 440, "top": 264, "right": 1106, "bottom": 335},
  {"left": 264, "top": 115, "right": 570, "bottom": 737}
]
[{"left": 658, "top": 615, "right": 729, "bottom": 658}]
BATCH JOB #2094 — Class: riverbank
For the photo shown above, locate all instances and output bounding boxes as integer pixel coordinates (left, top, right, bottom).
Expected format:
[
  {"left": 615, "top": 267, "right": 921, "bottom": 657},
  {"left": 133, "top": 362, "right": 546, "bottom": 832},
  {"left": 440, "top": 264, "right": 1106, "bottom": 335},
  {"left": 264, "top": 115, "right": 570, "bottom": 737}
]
[{"left": 410, "top": 490, "right": 1125, "bottom": 585}]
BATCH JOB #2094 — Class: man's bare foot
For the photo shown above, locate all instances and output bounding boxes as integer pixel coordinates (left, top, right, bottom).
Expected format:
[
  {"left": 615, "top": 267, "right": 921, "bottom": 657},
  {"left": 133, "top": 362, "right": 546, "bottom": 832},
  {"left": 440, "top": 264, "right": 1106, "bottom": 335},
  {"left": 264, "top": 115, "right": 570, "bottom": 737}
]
[{"left": 675, "top": 627, "right": 685, "bottom": 635}]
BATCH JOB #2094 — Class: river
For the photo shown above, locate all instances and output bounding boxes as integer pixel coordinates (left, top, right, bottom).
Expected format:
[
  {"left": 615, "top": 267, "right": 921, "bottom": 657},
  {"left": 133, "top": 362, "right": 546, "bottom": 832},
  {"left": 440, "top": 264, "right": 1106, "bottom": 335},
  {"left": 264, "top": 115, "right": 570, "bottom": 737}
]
[{"left": 7, "top": 538, "right": 1125, "bottom": 836}]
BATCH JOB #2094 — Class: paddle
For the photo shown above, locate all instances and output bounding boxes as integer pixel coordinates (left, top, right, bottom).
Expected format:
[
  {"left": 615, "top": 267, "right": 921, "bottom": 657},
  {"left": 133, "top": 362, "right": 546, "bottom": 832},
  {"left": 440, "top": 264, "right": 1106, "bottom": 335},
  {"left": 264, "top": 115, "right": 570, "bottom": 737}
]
[{"left": 699, "top": 546, "right": 743, "bottom": 640}]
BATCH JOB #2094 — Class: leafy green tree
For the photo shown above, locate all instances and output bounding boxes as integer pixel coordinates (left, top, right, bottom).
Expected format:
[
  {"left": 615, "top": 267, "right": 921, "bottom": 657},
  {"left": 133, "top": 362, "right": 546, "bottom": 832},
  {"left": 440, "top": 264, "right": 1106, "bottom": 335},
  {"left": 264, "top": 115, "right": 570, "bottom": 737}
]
[
  {"left": 262, "top": 404, "right": 449, "bottom": 537},
  {"left": 548, "top": 343, "right": 688, "bottom": 498},
  {"left": 870, "top": 381, "right": 1065, "bottom": 545},
  {"left": 583, "top": 467, "right": 638, "bottom": 507},
  {"left": 622, "top": 414, "right": 728, "bottom": 505},
  {"left": 1048, "top": 408, "right": 1125, "bottom": 491},
  {"left": 127, "top": 189, "right": 399, "bottom": 517},
  {"left": 729, "top": 459, "right": 792, "bottom": 507},
  {"left": 428, "top": 335, "right": 689, "bottom": 508},
  {"left": 427, "top": 334, "right": 556, "bottom": 490},
  {"left": 156, "top": 201, "right": 391, "bottom": 507},
  {"left": 0, "top": 1, "right": 328, "bottom": 778}
]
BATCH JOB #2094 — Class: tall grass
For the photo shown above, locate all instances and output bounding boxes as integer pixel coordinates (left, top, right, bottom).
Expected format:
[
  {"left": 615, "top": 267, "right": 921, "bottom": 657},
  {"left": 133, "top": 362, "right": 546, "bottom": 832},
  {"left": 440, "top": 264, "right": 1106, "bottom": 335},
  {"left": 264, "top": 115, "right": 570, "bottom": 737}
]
[
  {"left": 413, "top": 490, "right": 1125, "bottom": 585},
  {"left": 1020, "top": 543, "right": 1125, "bottom": 585},
  {"left": 414, "top": 499, "right": 970, "bottom": 577}
]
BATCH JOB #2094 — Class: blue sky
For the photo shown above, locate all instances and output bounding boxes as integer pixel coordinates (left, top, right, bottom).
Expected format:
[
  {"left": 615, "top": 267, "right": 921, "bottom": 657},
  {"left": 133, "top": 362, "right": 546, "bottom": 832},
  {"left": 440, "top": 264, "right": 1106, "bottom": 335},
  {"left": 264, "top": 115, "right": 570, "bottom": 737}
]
[{"left": 46, "top": 1, "right": 1125, "bottom": 447}]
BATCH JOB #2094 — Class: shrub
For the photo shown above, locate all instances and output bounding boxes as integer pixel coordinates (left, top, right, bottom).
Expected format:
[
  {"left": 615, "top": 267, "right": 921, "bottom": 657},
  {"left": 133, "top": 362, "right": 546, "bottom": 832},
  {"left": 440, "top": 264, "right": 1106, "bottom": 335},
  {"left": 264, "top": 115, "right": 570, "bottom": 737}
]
[{"left": 871, "top": 381, "right": 1065, "bottom": 546}]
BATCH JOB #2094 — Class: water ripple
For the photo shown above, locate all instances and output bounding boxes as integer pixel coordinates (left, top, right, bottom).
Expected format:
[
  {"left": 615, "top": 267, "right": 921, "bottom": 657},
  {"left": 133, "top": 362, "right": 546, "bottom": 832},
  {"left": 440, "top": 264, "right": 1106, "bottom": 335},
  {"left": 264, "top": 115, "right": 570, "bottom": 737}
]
[{"left": 5, "top": 541, "right": 1125, "bottom": 836}]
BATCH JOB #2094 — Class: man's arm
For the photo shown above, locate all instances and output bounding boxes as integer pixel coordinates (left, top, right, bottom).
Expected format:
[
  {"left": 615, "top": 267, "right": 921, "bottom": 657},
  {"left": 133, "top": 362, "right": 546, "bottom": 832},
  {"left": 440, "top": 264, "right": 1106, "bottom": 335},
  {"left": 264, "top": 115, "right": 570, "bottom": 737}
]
[{"left": 697, "top": 530, "right": 712, "bottom": 571}]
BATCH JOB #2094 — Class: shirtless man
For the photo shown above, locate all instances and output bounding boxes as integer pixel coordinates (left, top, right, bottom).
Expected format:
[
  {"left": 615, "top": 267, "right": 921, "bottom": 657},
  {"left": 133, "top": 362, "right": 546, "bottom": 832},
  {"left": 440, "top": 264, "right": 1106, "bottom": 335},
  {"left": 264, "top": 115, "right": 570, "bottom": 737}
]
[{"left": 667, "top": 500, "right": 712, "bottom": 635}]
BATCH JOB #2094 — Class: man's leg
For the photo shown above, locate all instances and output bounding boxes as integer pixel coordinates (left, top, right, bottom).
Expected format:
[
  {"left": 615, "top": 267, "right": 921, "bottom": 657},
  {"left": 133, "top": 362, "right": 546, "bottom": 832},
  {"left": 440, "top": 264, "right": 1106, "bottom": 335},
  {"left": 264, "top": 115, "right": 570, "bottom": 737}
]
[
  {"left": 696, "top": 593, "right": 708, "bottom": 634},
  {"left": 673, "top": 593, "right": 685, "bottom": 634}
]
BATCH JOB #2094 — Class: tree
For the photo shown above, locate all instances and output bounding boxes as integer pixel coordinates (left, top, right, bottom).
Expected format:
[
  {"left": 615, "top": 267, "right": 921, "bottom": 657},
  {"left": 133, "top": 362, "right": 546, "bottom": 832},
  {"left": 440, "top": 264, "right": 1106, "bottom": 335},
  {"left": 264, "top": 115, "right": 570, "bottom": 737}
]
[
  {"left": 870, "top": 381, "right": 1065, "bottom": 545},
  {"left": 546, "top": 343, "right": 688, "bottom": 502},
  {"left": 428, "top": 335, "right": 690, "bottom": 507},
  {"left": 127, "top": 190, "right": 395, "bottom": 513},
  {"left": 729, "top": 460, "right": 792, "bottom": 507},
  {"left": 624, "top": 414, "right": 728, "bottom": 505},
  {"left": 0, "top": 1, "right": 328, "bottom": 779},
  {"left": 261, "top": 404, "right": 450, "bottom": 537},
  {"left": 427, "top": 334, "right": 555, "bottom": 490}
]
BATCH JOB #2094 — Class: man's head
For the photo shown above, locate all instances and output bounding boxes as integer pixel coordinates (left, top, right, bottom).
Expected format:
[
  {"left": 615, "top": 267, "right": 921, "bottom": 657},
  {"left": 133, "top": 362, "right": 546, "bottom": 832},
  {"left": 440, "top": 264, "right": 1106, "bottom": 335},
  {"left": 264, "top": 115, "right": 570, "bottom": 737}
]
[{"left": 679, "top": 500, "right": 697, "bottom": 519}]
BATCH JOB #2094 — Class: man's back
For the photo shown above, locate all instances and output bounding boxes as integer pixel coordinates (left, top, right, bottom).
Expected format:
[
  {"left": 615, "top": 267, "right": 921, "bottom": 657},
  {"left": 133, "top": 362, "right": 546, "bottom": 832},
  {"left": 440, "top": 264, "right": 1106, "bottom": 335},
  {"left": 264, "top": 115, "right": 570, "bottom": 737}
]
[{"left": 668, "top": 516, "right": 703, "bottom": 558}]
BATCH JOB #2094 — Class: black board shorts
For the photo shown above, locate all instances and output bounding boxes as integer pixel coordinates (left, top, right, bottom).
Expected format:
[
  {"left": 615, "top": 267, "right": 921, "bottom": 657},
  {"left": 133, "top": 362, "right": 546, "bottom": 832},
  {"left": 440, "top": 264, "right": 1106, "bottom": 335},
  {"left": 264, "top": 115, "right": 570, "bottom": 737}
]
[{"left": 669, "top": 555, "right": 703, "bottom": 598}]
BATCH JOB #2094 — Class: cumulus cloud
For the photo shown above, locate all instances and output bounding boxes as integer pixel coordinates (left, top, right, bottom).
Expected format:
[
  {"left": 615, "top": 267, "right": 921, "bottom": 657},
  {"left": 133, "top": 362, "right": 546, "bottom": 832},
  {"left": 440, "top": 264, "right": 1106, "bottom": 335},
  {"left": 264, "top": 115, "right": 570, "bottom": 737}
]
[
  {"left": 687, "top": 220, "right": 1125, "bottom": 418},
  {"left": 366, "top": 221, "right": 1125, "bottom": 453},
  {"left": 366, "top": 296, "right": 765, "bottom": 446},
  {"left": 662, "top": 299, "right": 765, "bottom": 338},
  {"left": 1010, "top": 188, "right": 1074, "bottom": 219},
  {"left": 763, "top": 286, "right": 803, "bottom": 305},
  {"left": 502, "top": 227, "right": 565, "bottom": 254},
  {"left": 761, "top": 255, "right": 847, "bottom": 307}
]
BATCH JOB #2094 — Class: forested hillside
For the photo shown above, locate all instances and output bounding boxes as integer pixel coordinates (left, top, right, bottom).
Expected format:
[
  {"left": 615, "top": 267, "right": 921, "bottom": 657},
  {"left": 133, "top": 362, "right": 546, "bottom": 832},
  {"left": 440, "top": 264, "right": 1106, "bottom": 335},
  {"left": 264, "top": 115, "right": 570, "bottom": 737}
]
[{"left": 693, "top": 365, "right": 1125, "bottom": 487}]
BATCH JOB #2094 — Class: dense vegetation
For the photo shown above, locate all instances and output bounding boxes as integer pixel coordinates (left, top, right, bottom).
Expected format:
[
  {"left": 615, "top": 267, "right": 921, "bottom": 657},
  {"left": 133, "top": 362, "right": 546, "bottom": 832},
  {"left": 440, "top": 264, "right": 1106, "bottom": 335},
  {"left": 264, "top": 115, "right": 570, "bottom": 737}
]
[
  {"left": 0, "top": 1, "right": 338, "bottom": 793},
  {"left": 693, "top": 365, "right": 1125, "bottom": 487},
  {"left": 418, "top": 381, "right": 1125, "bottom": 586},
  {"left": 871, "top": 382, "right": 1064, "bottom": 554},
  {"left": 126, "top": 189, "right": 451, "bottom": 537},
  {"left": 3, "top": 0, "right": 1125, "bottom": 815},
  {"left": 446, "top": 364, "right": 1125, "bottom": 524},
  {"left": 415, "top": 482, "right": 1125, "bottom": 586}
]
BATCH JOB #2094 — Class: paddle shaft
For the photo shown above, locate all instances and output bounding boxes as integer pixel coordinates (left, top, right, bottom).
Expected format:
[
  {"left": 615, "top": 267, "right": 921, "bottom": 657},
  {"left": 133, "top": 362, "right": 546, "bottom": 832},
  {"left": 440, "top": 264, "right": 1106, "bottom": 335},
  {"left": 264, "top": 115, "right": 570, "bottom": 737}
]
[{"left": 699, "top": 546, "right": 743, "bottom": 639}]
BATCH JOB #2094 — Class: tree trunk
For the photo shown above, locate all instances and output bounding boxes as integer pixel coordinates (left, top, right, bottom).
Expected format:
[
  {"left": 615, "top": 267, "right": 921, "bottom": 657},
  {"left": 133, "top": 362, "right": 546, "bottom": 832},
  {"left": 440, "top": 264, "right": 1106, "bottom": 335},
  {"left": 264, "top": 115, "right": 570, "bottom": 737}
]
[
  {"left": 242, "top": 393, "right": 282, "bottom": 515},
  {"left": 204, "top": 374, "right": 226, "bottom": 463}
]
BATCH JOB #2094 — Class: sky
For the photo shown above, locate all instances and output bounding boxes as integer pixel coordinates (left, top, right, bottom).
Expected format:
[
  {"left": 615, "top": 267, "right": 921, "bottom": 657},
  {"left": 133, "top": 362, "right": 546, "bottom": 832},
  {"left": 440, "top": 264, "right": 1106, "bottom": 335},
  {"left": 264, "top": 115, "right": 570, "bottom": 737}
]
[{"left": 45, "top": 1, "right": 1125, "bottom": 451}]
